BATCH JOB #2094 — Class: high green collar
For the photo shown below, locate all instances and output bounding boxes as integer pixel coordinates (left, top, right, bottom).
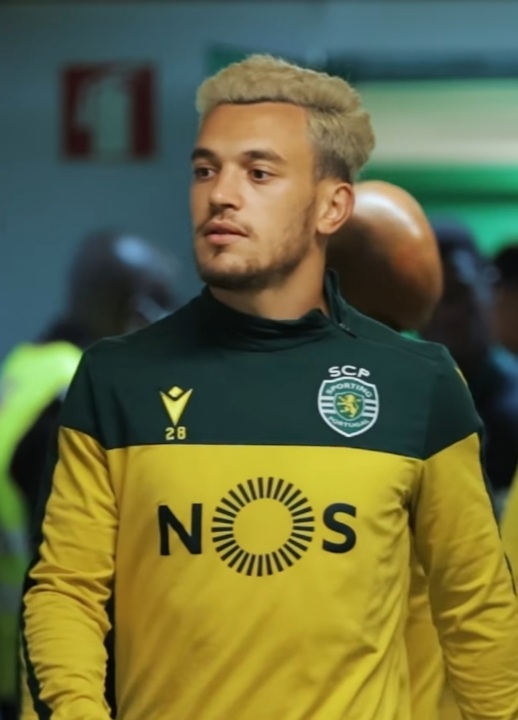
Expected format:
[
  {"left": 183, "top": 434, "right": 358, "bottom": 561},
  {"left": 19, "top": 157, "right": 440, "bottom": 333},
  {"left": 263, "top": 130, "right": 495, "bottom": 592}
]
[{"left": 197, "top": 270, "right": 352, "bottom": 351}]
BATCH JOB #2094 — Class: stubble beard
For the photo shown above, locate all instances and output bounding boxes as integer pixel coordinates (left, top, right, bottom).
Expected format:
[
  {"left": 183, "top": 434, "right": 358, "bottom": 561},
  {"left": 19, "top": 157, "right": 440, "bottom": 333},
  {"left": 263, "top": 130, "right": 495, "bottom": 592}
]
[{"left": 195, "top": 202, "right": 316, "bottom": 292}]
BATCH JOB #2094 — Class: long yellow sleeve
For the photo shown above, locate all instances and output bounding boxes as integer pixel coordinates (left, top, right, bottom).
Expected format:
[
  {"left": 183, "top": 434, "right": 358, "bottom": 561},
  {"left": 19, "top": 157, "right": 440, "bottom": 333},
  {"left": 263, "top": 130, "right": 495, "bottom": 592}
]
[
  {"left": 501, "top": 470, "right": 518, "bottom": 585},
  {"left": 413, "top": 353, "right": 518, "bottom": 720},
  {"left": 21, "top": 356, "right": 117, "bottom": 719},
  {"left": 405, "top": 550, "right": 444, "bottom": 720}
]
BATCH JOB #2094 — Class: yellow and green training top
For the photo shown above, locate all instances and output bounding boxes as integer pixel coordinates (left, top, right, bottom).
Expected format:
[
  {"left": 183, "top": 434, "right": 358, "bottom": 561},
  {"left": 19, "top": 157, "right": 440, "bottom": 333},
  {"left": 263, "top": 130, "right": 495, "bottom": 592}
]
[{"left": 22, "top": 273, "right": 518, "bottom": 720}]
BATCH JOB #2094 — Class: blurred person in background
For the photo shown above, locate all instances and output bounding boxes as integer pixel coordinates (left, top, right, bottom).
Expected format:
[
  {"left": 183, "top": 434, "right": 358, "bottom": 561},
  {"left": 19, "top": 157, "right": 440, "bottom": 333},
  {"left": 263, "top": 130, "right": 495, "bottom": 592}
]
[
  {"left": 0, "top": 228, "right": 179, "bottom": 720},
  {"left": 20, "top": 54, "right": 518, "bottom": 720},
  {"left": 328, "top": 179, "right": 446, "bottom": 720},
  {"left": 492, "top": 242, "right": 518, "bottom": 357},
  {"left": 9, "top": 228, "right": 179, "bottom": 518},
  {"left": 327, "top": 179, "right": 442, "bottom": 332},
  {"left": 420, "top": 221, "right": 518, "bottom": 506}
]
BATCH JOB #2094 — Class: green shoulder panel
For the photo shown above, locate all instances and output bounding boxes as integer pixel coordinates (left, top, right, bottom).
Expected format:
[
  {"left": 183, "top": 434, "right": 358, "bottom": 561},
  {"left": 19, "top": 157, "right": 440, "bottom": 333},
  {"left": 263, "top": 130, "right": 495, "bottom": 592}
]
[
  {"left": 422, "top": 346, "right": 481, "bottom": 459},
  {"left": 348, "top": 307, "right": 481, "bottom": 458},
  {"left": 59, "top": 351, "right": 103, "bottom": 443}
]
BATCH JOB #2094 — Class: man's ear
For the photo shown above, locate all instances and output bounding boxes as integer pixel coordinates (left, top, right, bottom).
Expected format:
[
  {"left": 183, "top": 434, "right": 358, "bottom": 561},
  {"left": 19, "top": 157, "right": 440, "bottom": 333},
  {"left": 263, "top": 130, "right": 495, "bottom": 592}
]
[{"left": 316, "top": 181, "right": 355, "bottom": 236}]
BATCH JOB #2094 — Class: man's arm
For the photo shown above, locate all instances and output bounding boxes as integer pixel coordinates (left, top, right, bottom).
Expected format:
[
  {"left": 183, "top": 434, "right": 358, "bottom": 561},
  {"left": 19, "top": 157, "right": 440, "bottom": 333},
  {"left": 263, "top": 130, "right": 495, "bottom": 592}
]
[
  {"left": 412, "top": 347, "right": 518, "bottom": 720},
  {"left": 404, "top": 546, "right": 445, "bottom": 720},
  {"left": 21, "top": 351, "right": 116, "bottom": 720},
  {"left": 501, "top": 471, "right": 518, "bottom": 585},
  {"left": 10, "top": 398, "right": 62, "bottom": 520}
]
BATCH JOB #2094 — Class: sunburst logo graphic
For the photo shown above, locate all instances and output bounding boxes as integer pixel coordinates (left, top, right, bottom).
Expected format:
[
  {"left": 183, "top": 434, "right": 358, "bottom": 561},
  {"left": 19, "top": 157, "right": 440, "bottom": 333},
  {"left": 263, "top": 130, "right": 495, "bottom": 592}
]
[{"left": 211, "top": 477, "right": 315, "bottom": 576}]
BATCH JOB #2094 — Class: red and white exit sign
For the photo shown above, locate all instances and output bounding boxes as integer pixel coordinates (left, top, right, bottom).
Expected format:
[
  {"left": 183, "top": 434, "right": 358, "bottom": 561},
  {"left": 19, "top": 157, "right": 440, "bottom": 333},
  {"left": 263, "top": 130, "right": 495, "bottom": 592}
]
[{"left": 62, "top": 63, "right": 156, "bottom": 161}]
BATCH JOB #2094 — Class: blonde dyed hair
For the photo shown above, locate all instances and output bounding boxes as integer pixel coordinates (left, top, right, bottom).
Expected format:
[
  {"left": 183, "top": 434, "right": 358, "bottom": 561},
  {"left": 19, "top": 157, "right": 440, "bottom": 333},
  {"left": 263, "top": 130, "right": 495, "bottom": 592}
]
[{"left": 196, "top": 54, "right": 375, "bottom": 182}]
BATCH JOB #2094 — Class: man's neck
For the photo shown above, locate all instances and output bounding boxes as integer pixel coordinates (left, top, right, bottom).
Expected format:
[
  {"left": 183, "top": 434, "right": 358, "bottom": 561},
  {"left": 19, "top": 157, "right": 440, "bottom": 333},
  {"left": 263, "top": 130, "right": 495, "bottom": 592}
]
[{"left": 209, "top": 265, "right": 328, "bottom": 321}]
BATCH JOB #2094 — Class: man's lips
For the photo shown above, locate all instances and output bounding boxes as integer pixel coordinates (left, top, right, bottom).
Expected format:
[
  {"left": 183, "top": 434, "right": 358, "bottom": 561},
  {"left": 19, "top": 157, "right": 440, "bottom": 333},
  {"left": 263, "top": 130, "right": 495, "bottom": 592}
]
[{"left": 203, "top": 221, "right": 248, "bottom": 245}]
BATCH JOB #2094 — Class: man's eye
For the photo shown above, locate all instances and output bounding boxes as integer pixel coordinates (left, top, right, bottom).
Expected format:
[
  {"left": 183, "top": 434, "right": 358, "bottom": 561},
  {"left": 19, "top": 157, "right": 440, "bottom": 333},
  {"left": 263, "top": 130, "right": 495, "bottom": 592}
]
[
  {"left": 193, "top": 167, "right": 214, "bottom": 180},
  {"left": 250, "top": 169, "right": 271, "bottom": 181}
]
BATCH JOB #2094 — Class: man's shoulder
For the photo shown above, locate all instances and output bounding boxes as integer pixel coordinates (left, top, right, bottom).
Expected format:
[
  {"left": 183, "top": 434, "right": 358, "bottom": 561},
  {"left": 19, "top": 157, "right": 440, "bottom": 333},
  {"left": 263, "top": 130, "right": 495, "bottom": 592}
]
[
  {"left": 347, "top": 305, "right": 446, "bottom": 368},
  {"left": 86, "top": 296, "right": 202, "bottom": 365},
  {"left": 60, "top": 298, "right": 204, "bottom": 445},
  {"left": 343, "top": 306, "right": 481, "bottom": 456}
]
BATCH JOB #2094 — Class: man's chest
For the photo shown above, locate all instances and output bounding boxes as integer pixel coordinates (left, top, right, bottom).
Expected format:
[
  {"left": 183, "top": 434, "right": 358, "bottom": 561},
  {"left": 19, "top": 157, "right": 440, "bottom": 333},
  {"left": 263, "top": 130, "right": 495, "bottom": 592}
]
[
  {"left": 101, "top": 351, "right": 430, "bottom": 459},
  {"left": 109, "top": 441, "right": 419, "bottom": 585}
]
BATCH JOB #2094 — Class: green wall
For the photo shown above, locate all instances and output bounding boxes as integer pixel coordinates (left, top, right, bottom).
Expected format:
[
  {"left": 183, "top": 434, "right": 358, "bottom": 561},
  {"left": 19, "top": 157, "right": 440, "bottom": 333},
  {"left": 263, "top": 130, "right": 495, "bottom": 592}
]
[{"left": 361, "top": 165, "right": 518, "bottom": 256}]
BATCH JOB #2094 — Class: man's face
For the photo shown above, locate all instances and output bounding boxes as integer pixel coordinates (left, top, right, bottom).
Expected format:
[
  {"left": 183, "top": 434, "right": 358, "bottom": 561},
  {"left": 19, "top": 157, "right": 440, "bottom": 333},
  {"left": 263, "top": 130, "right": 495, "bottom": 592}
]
[{"left": 190, "top": 102, "right": 320, "bottom": 291}]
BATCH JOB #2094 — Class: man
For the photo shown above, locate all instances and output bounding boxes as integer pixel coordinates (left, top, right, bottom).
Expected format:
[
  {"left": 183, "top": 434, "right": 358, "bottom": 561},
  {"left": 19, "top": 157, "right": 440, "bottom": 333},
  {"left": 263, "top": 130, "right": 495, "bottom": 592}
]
[
  {"left": 0, "top": 229, "right": 178, "bottom": 719},
  {"left": 420, "top": 222, "right": 518, "bottom": 502},
  {"left": 22, "top": 55, "right": 518, "bottom": 720},
  {"left": 502, "top": 465, "right": 518, "bottom": 582},
  {"left": 328, "top": 179, "right": 446, "bottom": 720},
  {"left": 493, "top": 243, "right": 518, "bottom": 357}
]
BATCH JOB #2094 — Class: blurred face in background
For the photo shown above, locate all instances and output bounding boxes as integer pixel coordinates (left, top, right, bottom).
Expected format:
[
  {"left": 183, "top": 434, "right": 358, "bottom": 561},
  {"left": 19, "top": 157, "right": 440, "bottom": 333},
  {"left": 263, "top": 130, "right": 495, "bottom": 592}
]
[
  {"left": 190, "top": 102, "right": 342, "bottom": 292},
  {"left": 421, "top": 244, "right": 494, "bottom": 365}
]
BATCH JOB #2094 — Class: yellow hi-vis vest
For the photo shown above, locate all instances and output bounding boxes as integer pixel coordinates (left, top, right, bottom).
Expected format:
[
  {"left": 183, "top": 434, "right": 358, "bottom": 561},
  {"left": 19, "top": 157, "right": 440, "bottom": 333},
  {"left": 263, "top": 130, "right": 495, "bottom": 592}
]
[{"left": 0, "top": 341, "right": 81, "bottom": 702}]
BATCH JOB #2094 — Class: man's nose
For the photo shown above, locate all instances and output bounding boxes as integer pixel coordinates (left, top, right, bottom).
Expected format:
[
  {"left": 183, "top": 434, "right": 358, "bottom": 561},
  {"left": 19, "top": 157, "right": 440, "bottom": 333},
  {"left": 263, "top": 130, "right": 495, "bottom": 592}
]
[{"left": 208, "top": 167, "right": 243, "bottom": 211}]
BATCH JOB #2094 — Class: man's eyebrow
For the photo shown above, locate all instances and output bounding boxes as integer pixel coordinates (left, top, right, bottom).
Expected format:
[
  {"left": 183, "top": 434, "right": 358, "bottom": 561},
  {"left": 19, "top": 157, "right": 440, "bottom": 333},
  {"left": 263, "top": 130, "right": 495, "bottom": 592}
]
[
  {"left": 243, "top": 149, "right": 286, "bottom": 164},
  {"left": 190, "top": 147, "right": 287, "bottom": 164},
  {"left": 191, "top": 147, "right": 218, "bottom": 163}
]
